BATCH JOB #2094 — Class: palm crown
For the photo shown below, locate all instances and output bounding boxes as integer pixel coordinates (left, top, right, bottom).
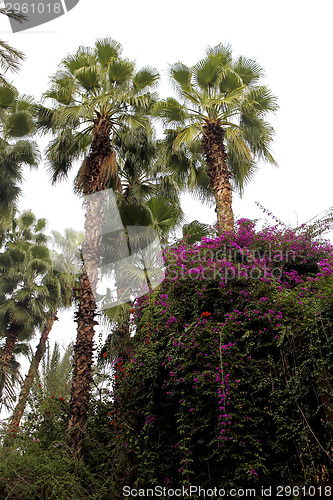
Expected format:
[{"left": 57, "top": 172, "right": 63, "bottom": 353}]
[
  {"left": 159, "top": 44, "right": 278, "bottom": 228},
  {"left": 39, "top": 37, "right": 159, "bottom": 194}
]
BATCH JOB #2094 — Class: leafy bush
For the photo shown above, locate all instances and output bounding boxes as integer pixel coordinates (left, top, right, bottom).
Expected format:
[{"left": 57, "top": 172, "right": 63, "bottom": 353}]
[
  {"left": 0, "top": 444, "right": 87, "bottom": 500},
  {"left": 107, "top": 220, "right": 333, "bottom": 496}
]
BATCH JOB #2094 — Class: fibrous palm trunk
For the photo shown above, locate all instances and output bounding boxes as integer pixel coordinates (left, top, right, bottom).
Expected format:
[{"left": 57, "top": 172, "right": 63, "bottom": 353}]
[
  {"left": 0, "top": 323, "right": 20, "bottom": 399},
  {"left": 10, "top": 313, "right": 57, "bottom": 429},
  {"left": 66, "top": 113, "right": 120, "bottom": 459},
  {"left": 201, "top": 120, "right": 234, "bottom": 230}
]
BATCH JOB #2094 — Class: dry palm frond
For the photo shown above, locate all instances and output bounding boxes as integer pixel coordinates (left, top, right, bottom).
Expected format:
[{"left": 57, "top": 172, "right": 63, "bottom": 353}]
[
  {"left": 0, "top": 40, "right": 25, "bottom": 79},
  {"left": 0, "top": 7, "right": 27, "bottom": 23},
  {"left": 99, "top": 151, "right": 122, "bottom": 192},
  {"left": 74, "top": 157, "right": 90, "bottom": 194}
]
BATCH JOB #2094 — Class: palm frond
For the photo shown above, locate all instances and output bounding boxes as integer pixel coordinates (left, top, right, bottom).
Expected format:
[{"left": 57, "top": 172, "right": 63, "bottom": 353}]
[
  {"left": 233, "top": 56, "right": 264, "bottom": 86},
  {"left": 133, "top": 67, "right": 159, "bottom": 92},
  {"left": 108, "top": 59, "right": 134, "bottom": 86},
  {"left": 242, "top": 85, "right": 279, "bottom": 115},
  {"left": 0, "top": 84, "right": 17, "bottom": 108},
  {"left": 156, "top": 98, "right": 189, "bottom": 125},
  {"left": 170, "top": 62, "right": 193, "bottom": 94},
  {"left": 173, "top": 122, "right": 202, "bottom": 146},
  {"left": 194, "top": 57, "right": 221, "bottom": 91},
  {"left": 95, "top": 37, "right": 122, "bottom": 66},
  {"left": 182, "top": 220, "right": 212, "bottom": 244},
  {"left": 46, "top": 128, "right": 90, "bottom": 184},
  {"left": 205, "top": 44, "right": 233, "bottom": 65},
  {"left": 74, "top": 65, "right": 100, "bottom": 92},
  {"left": 0, "top": 40, "right": 25, "bottom": 75}
]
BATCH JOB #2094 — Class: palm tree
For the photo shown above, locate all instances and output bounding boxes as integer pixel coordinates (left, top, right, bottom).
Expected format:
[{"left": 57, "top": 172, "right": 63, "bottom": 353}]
[
  {"left": 10, "top": 228, "right": 82, "bottom": 428},
  {"left": 22, "top": 341, "right": 74, "bottom": 427},
  {"left": 39, "top": 37, "right": 159, "bottom": 457},
  {"left": 158, "top": 44, "right": 278, "bottom": 229},
  {"left": 0, "top": 211, "right": 60, "bottom": 400},
  {"left": 9, "top": 313, "right": 57, "bottom": 428},
  {"left": 0, "top": 84, "right": 39, "bottom": 214},
  {"left": 33, "top": 341, "right": 74, "bottom": 401}
]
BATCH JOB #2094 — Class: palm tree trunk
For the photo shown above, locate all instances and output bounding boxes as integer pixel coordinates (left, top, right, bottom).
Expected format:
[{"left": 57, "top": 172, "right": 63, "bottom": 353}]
[
  {"left": 66, "top": 113, "right": 119, "bottom": 459},
  {"left": 10, "top": 313, "right": 57, "bottom": 429},
  {"left": 201, "top": 120, "right": 234, "bottom": 230},
  {"left": 0, "top": 323, "right": 20, "bottom": 399},
  {"left": 67, "top": 266, "right": 99, "bottom": 458}
]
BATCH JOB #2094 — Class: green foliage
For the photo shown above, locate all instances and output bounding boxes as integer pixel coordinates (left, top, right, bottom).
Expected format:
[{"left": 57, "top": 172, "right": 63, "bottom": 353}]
[
  {"left": 30, "top": 342, "right": 74, "bottom": 403},
  {"left": 106, "top": 220, "right": 333, "bottom": 495},
  {"left": 0, "top": 442, "right": 90, "bottom": 499},
  {"left": 0, "top": 345, "right": 112, "bottom": 499}
]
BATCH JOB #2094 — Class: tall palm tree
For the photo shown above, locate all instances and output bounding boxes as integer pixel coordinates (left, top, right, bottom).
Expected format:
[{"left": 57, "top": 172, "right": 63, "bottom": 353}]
[
  {"left": 0, "top": 211, "right": 60, "bottom": 400},
  {"left": 158, "top": 44, "right": 278, "bottom": 229},
  {"left": 9, "top": 313, "right": 57, "bottom": 428},
  {"left": 39, "top": 37, "right": 159, "bottom": 457},
  {"left": 10, "top": 228, "right": 82, "bottom": 428}
]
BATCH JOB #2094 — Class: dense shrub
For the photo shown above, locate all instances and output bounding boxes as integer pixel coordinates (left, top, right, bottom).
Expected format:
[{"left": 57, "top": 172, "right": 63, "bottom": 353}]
[
  {"left": 107, "top": 220, "right": 333, "bottom": 497},
  {"left": 0, "top": 445, "right": 87, "bottom": 499}
]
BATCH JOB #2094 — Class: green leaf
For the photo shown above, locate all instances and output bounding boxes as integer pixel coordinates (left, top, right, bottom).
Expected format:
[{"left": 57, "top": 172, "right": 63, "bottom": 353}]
[
  {"left": 158, "top": 98, "right": 188, "bottom": 124},
  {"left": 0, "top": 85, "right": 16, "bottom": 108},
  {"left": 62, "top": 49, "right": 95, "bottom": 74},
  {"left": 243, "top": 86, "right": 279, "bottom": 115},
  {"left": 147, "top": 197, "right": 184, "bottom": 233},
  {"left": 35, "top": 218, "right": 47, "bottom": 232},
  {"left": 170, "top": 63, "right": 192, "bottom": 92},
  {"left": 8, "top": 247, "right": 25, "bottom": 263},
  {"left": 12, "top": 140, "right": 39, "bottom": 166},
  {"left": 108, "top": 60, "right": 134, "bottom": 86},
  {"left": 30, "top": 258, "right": 48, "bottom": 273},
  {"left": 219, "top": 68, "right": 243, "bottom": 94},
  {"left": 174, "top": 123, "right": 201, "bottom": 146},
  {"left": 96, "top": 37, "right": 122, "bottom": 66},
  {"left": 103, "top": 302, "right": 131, "bottom": 323},
  {"left": 133, "top": 67, "right": 159, "bottom": 91},
  {"left": 233, "top": 56, "right": 263, "bottom": 86},
  {"left": 194, "top": 57, "right": 220, "bottom": 91},
  {"left": 6, "top": 111, "right": 34, "bottom": 137},
  {"left": 74, "top": 66, "right": 100, "bottom": 91},
  {"left": 20, "top": 211, "right": 35, "bottom": 227},
  {"left": 31, "top": 245, "right": 49, "bottom": 261},
  {"left": 9, "top": 304, "right": 31, "bottom": 324},
  {"left": 182, "top": 220, "right": 211, "bottom": 244},
  {"left": 118, "top": 201, "right": 152, "bottom": 227},
  {"left": 206, "top": 44, "right": 233, "bottom": 66}
]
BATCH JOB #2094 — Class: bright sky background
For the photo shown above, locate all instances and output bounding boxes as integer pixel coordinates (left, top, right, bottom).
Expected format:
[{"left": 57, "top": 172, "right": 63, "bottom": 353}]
[{"left": 1, "top": 0, "right": 333, "bottom": 360}]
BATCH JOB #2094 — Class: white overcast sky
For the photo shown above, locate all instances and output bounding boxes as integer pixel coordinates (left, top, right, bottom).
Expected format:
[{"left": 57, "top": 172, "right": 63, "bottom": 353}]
[{"left": 1, "top": 0, "right": 333, "bottom": 350}]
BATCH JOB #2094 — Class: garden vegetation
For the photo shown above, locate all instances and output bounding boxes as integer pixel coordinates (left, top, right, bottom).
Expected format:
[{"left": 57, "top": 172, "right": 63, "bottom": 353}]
[{"left": 0, "top": 33, "right": 332, "bottom": 499}]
